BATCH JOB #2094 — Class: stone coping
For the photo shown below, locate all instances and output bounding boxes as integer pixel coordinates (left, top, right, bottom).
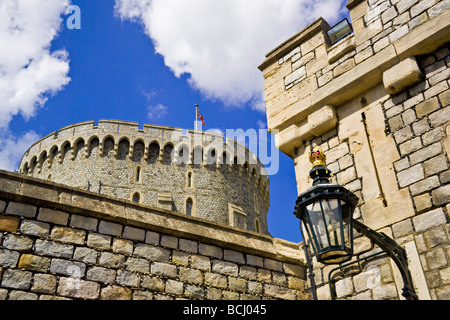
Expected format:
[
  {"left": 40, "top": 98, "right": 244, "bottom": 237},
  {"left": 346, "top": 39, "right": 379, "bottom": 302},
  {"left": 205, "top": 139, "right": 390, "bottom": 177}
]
[
  {"left": 259, "top": 8, "right": 450, "bottom": 133},
  {"left": 258, "top": 18, "right": 330, "bottom": 71},
  {"left": 0, "top": 170, "right": 304, "bottom": 265}
]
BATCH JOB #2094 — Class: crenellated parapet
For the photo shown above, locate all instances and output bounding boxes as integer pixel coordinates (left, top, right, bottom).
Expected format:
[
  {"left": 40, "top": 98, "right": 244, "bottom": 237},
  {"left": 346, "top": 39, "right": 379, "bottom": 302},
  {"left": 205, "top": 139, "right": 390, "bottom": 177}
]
[
  {"left": 259, "top": 0, "right": 450, "bottom": 157},
  {"left": 19, "top": 120, "right": 270, "bottom": 234}
]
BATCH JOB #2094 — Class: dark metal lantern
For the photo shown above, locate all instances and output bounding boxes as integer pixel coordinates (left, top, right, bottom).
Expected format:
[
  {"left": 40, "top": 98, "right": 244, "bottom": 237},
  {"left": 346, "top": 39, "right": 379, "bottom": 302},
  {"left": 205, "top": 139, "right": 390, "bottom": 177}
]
[{"left": 294, "top": 146, "right": 358, "bottom": 264}]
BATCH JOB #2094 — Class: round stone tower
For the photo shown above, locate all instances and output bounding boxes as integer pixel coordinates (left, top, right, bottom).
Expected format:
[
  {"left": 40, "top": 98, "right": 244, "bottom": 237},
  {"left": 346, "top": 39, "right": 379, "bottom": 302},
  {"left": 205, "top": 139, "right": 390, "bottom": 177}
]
[{"left": 19, "top": 120, "right": 270, "bottom": 234}]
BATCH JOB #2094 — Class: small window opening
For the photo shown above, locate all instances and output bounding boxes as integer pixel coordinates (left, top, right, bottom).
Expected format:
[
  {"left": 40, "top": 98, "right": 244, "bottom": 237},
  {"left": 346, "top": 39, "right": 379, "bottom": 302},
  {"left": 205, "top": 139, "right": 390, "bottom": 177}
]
[
  {"left": 186, "top": 198, "right": 193, "bottom": 216},
  {"left": 133, "top": 193, "right": 140, "bottom": 203},
  {"left": 136, "top": 167, "right": 141, "bottom": 182},
  {"left": 255, "top": 219, "right": 261, "bottom": 233}
]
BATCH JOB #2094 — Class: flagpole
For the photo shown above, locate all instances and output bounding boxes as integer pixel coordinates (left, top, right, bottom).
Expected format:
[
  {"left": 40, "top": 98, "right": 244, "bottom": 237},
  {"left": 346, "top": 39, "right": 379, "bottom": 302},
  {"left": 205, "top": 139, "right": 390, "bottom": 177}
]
[{"left": 195, "top": 104, "right": 199, "bottom": 131}]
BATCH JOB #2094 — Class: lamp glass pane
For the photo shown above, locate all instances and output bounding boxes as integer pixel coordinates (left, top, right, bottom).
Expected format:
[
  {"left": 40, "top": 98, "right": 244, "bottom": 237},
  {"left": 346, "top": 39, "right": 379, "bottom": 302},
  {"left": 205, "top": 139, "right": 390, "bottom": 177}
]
[
  {"left": 321, "top": 199, "right": 341, "bottom": 247},
  {"left": 306, "top": 201, "right": 329, "bottom": 250}
]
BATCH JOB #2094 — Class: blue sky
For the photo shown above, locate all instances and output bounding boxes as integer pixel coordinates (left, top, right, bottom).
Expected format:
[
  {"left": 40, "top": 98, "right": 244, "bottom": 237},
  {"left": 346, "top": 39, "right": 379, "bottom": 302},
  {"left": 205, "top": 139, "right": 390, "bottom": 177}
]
[{"left": 0, "top": 0, "right": 348, "bottom": 243}]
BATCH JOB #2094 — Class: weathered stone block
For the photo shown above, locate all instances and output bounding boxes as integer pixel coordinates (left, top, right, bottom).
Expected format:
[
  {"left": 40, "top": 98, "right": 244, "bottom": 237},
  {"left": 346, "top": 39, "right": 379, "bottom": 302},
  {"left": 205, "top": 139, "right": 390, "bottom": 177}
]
[
  {"left": 0, "top": 215, "right": 20, "bottom": 233},
  {"left": 18, "top": 254, "right": 50, "bottom": 272},
  {"left": 73, "top": 247, "right": 97, "bottom": 264},
  {"left": 335, "top": 277, "right": 354, "bottom": 298},
  {"left": 246, "top": 255, "right": 264, "bottom": 268},
  {"left": 50, "top": 259, "right": 86, "bottom": 278},
  {"left": 141, "top": 275, "right": 164, "bottom": 292},
  {"left": 439, "top": 90, "right": 450, "bottom": 106},
  {"left": 151, "top": 262, "right": 177, "bottom": 279},
  {"left": 100, "top": 285, "right": 132, "bottom": 300},
  {"left": 133, "top": 244, "right": 170, "bottom": 262},
  {"left": 179, "top": 267, "right": 202, "bottom": 285},
  {"left": 6, "top": 202, "right": 36, "bottom": 218},
  {"left": 413, "top": 208, "right": 447, "bottom": 231},
  {"left": 38, "top": 208, "right": 69, "bottom": 225},
  {"left": 264, "top": 284, "right": 296, "bottom": 300},
  {"left": 145, "top": 231, "right": 159, "bottom": 245},
  {"left": 264, "top": 258, "right": 283, "bottom": 272},
  {"left": 413, "top": 193, "right": 433, "bottom": 213},
  {"left": 397, "top": 164, "right": 424, "bottom": 187},
  {"left": 423, "top": 155, "right": 448, "bottom": 176},
  {"left": 1, "top": 269, "right": 32, "bottom": 290},
  {"left": 0, "top": 200, "right": 6, "bottom": 213},
  {"left": 165, "top": 279, "right": 184, "bottom": 296},
  {"left": 415, "top": 97, "right": 440, "bottom": 117},
  {"left": 224, "top": 249, "right": 245, "bottom": 264},
  {"left": 19, "top": 220, "right": 50, "bottom": 238},
  {"left": 57, "top": 277, "right": 100, "bottom": 300},
  {"left": 409, "top": 176, "right": 440, "bottom": 195},
  {"left": 190, "top": 255, "right": 211, "bottom": 271},
  {"left": 87, "top": 232, "right": 111, "bottom": 250},
  {"left": 160, "top": 235, "right": 178, "bottom": 249},
  {"left": 98, "top": 252, "right": 126, "bottom": 269},
  {"left": 399, "top": 137, "right": 422, "bottom": 156},
  {"left": 98, "top": 221, "right": 123, "bottom": 236},
  {"left": 184, "top": 284, "right": 205, "bottom": 299},
  {"left": 373, "top": 283, "right": 398, "bottom": 300},
  {"left": 284, "top": 67, "right": 306, "bottom": 88},
  {"left": 392, "top": 219, "right": 414, "bottom": 238},
  {"left": 32, "top": 274, "right": 57, "bottom": 294},
  {"left": 409, "top": 142, "right": 442, "bottom": 165},
  {"left": 424, "top": 227, "right": 448, "bottom": 248},
  {"left": 383, "top": 57, "right": 423, "bottom": 94},
  {"left": 229, "top": 276, "right": 247, "bottom": 293},
  {"left": 212, "top": 260, "right": 238, "bottom": 276},
  {"left": 70, "top": 214, "right": 98, "bottom": 231},
  {"left": 429, "top": 105, "right": 450, "bottom": 127},
  {"left": 0, "top": 248, "right": 20, "bottom": 267},
  {"left": 125, "top": 257, "right": 150, "bottom": 274},
  {"left": 51, "top": 227, "right": 86, "bottom": 245},
  {"left": 112, "top": 238, "right": 133, "bottom": 256},
  {"left": 2, "top": 234, "right": 33, "bottom": 251},
  {"left": 172, "top": 251, "right": 190, "bottom": 267},
  {"left": 123, "top": 226, "right": 145, "bottom": 241},
  {"left": 431, "top": 184, "right": 450, "bottom": 206},
  {"left": 199, "top": 244, "right": 222, "bottom": 259},
  {"left": 425, "top": 248, "right": 447, "bottom": 269},
  {"left": 86, "top": 266, "right": 116, "bottom": 284},
  {"left": 116, "top": 270, "right": 140, "bottom": 287},
  {"left": 179, "top": 239, "right": 197, "bottom": 253},
  {"left": 333, "top": 58, "right": 356, "bottom": 78},
  {"left": 205, "top": 272, "right": 227, "bottom": 288}
]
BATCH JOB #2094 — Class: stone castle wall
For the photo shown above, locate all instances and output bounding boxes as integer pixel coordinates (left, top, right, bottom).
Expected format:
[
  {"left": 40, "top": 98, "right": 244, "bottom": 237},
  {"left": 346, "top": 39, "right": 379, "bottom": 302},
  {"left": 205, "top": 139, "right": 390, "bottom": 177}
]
[
  {"left": 259, "top": 0, "right": 450, "bottom": 299},
  {"left": 0, "top": 170, "right": 308, "bottom": 300},
  {"left": 18, "top": 120, "right": 270, "bottom": 234}
]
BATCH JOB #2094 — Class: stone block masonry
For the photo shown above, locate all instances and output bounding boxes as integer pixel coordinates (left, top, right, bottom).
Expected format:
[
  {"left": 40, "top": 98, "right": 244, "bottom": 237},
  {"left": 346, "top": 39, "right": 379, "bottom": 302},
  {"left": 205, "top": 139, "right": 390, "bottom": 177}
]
[
  {"left": 0, "top": 170, "right": 308, "bottom": 300},
  {"left": 259, "top": 0, "right": 450, "bottom": 300}
]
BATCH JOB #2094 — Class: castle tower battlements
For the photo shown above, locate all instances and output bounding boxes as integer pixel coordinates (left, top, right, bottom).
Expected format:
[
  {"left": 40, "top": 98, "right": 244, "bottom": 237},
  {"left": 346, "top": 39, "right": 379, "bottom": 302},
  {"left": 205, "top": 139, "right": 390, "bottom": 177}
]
[{"left": 19, "top": 120, "right": 270, "bottom": 234}]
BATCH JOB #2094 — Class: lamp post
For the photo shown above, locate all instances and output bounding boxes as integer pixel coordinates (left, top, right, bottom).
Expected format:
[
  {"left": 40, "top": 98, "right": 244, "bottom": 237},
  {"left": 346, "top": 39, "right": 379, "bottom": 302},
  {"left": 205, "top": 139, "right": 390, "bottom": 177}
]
[{"left": 294, "top": 145, "right": 418, "bottom": 300}]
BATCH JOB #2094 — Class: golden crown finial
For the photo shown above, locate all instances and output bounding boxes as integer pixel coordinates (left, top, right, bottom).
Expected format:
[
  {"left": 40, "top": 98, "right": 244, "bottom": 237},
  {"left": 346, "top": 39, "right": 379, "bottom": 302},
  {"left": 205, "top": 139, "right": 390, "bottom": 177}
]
[{"left": 309, "top": 145, "right": 326, "bottom": 167}]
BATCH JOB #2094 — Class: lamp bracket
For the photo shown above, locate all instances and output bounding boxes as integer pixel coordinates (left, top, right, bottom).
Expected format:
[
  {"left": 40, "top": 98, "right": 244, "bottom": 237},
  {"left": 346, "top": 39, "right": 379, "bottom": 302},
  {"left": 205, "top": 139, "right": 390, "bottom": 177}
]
[{"left": 352, "top": 219, "right": 418, "bottom": 300}]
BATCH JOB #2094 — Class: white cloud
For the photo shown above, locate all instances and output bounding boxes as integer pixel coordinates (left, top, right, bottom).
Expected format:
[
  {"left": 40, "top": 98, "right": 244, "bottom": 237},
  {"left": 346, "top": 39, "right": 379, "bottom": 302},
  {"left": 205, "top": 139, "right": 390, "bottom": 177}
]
[
  {"left": 0, "top": 0, "right": 71, "bottom": 171},
  {"left": 0, "top": 129, "right": 41, "bottom": 171},
  {"left": 115, "top": 0, "right": 347, "bottom": 111},
  {"left": 0, "top": 0, "right": 71, "bottom": 129},
  {"left": 147, "top": 103, "right": 168, "bottom": 120},
  {"left": 257, "top": 120, "right": 267, "bottom": 129}
]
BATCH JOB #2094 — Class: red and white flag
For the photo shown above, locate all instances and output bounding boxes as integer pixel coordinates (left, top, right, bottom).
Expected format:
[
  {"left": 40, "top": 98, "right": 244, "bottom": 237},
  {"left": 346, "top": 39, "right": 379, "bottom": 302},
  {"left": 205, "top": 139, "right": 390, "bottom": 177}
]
[{"left": 197, "top": 109, "right": 205, "bottom": 126}]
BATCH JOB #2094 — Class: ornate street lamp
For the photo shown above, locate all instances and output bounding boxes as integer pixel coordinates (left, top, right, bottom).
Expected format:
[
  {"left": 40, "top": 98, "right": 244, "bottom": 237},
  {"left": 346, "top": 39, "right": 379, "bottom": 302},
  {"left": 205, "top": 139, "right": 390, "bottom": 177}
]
[
  {"left": 294, "top": 145, "right": 418, "bottom": 300},
  {"left": 295, "top": 146, "right": 358, "bottom": 264}
]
